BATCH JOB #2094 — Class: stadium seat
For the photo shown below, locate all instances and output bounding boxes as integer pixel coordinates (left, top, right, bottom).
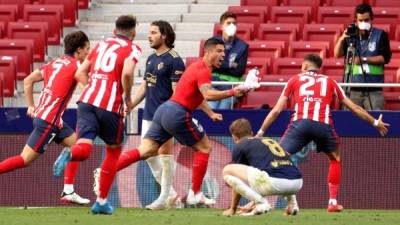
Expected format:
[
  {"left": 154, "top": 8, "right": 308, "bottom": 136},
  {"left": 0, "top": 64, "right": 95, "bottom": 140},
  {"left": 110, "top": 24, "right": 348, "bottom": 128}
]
[
  {"left": 390, "top": 41, "right": 400, "bottom": 59},
  {"left": 240, "top": 90, "right": 282, "bottom": 109},
  {"left": 384, "top": 58, "right": 400, "bottom": 84},
  {"left": 7, "top": 21, "right": 48, "bottom": 62},
  {"left": 0, "top": 22, "right": 4, "bottom": 38},
  {"left": 23, "top": 4, "right": 63, "bottom": 45},
  {"left": 0, "top": 0, "right": 32, "bottom": 18},
  {"left": 373, "top": 24, "right": 392, "bottom": 40},
  {"left": 213, "top": 23, "right": 254, "bottom": 41},
  {"left": 185, "top": 57, "right": 200, "bottom": 68},
  {"left": 303, "top": 24, "right": 344, "bottom": 57},
  {"left": 273, "top": 57, "right": 303, "bottom": 75},
  {"left": 0, "top": 56, "right": 17, "bottom": 97},
  {"left": 38, "top": 0, "right": 78, "bottom": 27},
  {"left": 395, "top": 25, "right": 400, "bottom": 41},
  {"left": 324, "top": 0, "right": 364, "bottom": 6},
  {"left": 318, "top": 7, "right": 353, "bottom": 25},
  {"left": 257, "top": 23, "right": 299, "bottom": 56},
  {"left": 373, "top": 7, "right": 400, "bottom": 37},
  {"left": 240, "top": 0, "right": 279, "bottom": 7},
  {"left": 228, "top": 6, "right": 267, "bottom": 32},
  {"left": 0, "top": 39, "right": 33, "bottom": 80},
  {"left": 384, "top": 91, "right": 400, "bottom": 110},
  {"left": 247, "top": 40, "right": 284, "bottom": 60},
  {"left": 0, "top": 4, "right": 18, "bottom": 26},
  {"left": 270, "top": 6, "right": 311, "bottom": 30},
  {"left": 259, "top": 74, "right": 292, "bottom": 91},
  {"left": 78, "top": 0, "right": 90, "bottom": 9},
  {"left": 0, "top": 73, "right": 3, "bottom": 106},
  {"left": 370, "top": 0, "right": 400, "bottom": 7},
  {"left": 245, "top": 57, "right": 270, "bottom": 77},
  {"left": 280, "top": 0, "right": 321, "bottom": 21},
  {"left": 198, "top": 39, "right": 205, "bottom": 57},
  {"left": 321, "top": 58, "right": 345, "bottom": 79},
  {"left": 288, "top": 41, "right": 329, "bottom": 58}
]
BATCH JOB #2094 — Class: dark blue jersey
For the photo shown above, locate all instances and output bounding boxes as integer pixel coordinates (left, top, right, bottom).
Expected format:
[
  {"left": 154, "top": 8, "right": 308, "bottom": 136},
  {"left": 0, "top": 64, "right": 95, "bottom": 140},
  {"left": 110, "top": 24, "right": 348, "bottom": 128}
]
[
  {"left": 143, "top": 49, "right": 185, "bottom": 120},
  {"left": 232, "top": 137, "right": 302, "bottom": 180}
]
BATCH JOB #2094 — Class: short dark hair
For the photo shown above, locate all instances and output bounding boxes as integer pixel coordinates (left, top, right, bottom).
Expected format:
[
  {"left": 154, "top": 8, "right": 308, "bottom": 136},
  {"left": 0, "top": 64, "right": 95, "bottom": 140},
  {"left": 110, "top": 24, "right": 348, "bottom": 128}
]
[
  {"left": 303, "top": 54, "right": 323, "bottom": 68},
  {"left": 355, "top": 3, "right": 373, "bottom": 20},
  {"left": 229, "top": 118, "right": 253, "bottom": 139},
  {"left": 220, "top": 11, "right": 236, "bottom": 24},
  {"left": 151, "top": 20, "right": 176, "bottom": 48},
  {"left": 115, "top": 15, "right": 137, "bottom": 31},
  {"left": 204, "top": 37, "right": 224, "bottom": 51},
  {"left": 64, "top": 31, "right": 89, "bottom": 55}
]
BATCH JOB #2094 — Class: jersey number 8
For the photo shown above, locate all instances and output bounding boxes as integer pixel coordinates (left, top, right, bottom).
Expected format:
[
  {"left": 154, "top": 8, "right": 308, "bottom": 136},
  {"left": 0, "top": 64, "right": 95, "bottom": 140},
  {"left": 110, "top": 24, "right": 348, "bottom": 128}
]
[{"left": 261, "top": 138, "right": 286, "bottom": 157}]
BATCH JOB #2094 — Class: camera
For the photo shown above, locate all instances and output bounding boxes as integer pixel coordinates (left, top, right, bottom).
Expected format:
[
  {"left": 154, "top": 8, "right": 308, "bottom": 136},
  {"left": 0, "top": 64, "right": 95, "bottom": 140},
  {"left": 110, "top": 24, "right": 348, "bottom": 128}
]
[{"left": 346, "top": 23, "right": 358, "bottom": 37}]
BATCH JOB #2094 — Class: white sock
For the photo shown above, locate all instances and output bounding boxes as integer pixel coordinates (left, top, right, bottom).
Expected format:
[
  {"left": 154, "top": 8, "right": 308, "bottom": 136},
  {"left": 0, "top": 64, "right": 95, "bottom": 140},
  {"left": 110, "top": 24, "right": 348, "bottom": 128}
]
[
  {"left": 63, "top": 184, "right": 74, "bottom": 194},
  {"left": 285, "top": 195, "right": 298, "bottom": 208},
  {"left": 146, "top": 156, "right": 162, "bottom": 183},
  {"left": 96, "top": 197, "right": 107, "bottom": 205},
  {"left": 224, "top": 175, "right": 266, "bottom": 204},
  {"left": 158, "top": 154, "right": 175, "bottom": 201},
  {"left": 329, "top": 198, "right": 337, "bottom": 205}
]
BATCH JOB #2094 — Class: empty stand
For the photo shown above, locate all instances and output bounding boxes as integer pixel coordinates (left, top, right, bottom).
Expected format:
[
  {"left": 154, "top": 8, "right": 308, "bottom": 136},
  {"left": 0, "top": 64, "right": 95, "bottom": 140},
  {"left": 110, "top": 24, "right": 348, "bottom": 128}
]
[
  {"left": 280, "top": 0, "right": 320, "bottom": 21},
  {"left": 228, "top": 6, "right": 267, "bottom": 32},
  {"left": 0, "top": 4, "right": 18, "bottom": 25},
  {"left": 384, "top": 91, "right": 400, "bottom": 110},
  {"left": 185, "top": 57, "right": 200, "bottom": 68},
  {"left": 260, "top": 74, "right": 292, "bottom": 91},
  {"left": 370, "top": 0, "right": 400, "bottom": 7},
  {"left": 78, "top": 0, "right": 90, "bottom": 9},
  {"left": 374, "top": 24, "right": 392, "bottom": 40},
  {"left": 0, "top": 39, "right": 33, "bottom": 80},
  {"left": 318, "top": 7, "right": 353, "bottom": 25},
  {"left": 38, "top": 0, "right": 78, "bottom": 27},
  {"left": 321, "top": 58, "right": 345, "bottom": 79},
  {"left": 0, "top": 73, "right": 3, "bottom": 106},
  {"left": 258, "top": 23, "right": 299, "bottom": 55},
  {"left": 373, "top": 7, "right": 400, "bottom": 35},
  {"left": 273, "top": 58, "right": 303, "bottom": 75},
  {"left": 247, "top": 40, "right": 284, "bottom": 60},
  {"left": 240, "top": 91, "right": 282, "bottom": 109},
  {"left": 270, "top": 6, "right": 311, "bottom": 29},
  {"left": 246, "top": 57, "right": 270, "bottom": 76},
  {"left": 213, "top": 23, "right": 254, "bottom": 41},
  {"left": 324, "top": 0, "right": 364, "bottom": 6},
  {"left": 288, "top": 41, "right": 329, "bottom": 58},
  {"left": 0, "top": 56, "right": 16, "bottom": 97},
  {"left": 240, "top": 0, "right": 279, "bottom": 7},
  {"left": 7, "top": 21, "right": 48, "bottom": 62},
  {"left": 303, "top": 24, "right": 344, "bottom": 57},
  {"left": 0, "top": 0, "right": 32, "bottom": 18},
  {"left": 23, "top": 4, "right": 63, "bottom": 45},
  {"left": 384, "top": 58, "right": 400, "bottom": 84},
  {"left": 390, "top": 41, "right": 400, "bottom": 58}
]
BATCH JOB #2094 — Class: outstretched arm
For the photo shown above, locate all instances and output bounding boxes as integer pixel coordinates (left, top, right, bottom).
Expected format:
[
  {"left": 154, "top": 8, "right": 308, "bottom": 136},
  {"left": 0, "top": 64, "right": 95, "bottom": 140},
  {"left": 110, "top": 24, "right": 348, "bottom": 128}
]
[
  {"left": 199, "top": 83, "right": 243, "bottom": 101},
  {"left": 23, "top": 69, "right": 43, "bottom": 118},
  {"left": 199, "top": 100, "right": 223, "bottom": 122},
  {"left": 256, "top": 95, "right": 288, "bottom": 137}
]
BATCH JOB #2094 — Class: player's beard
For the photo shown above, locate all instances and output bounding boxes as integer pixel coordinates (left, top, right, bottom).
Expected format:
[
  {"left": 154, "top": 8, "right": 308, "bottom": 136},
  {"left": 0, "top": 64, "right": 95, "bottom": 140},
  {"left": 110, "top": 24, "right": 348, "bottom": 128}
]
[{"left": 151, "top": 39, "right": 162, "bottom": 50}]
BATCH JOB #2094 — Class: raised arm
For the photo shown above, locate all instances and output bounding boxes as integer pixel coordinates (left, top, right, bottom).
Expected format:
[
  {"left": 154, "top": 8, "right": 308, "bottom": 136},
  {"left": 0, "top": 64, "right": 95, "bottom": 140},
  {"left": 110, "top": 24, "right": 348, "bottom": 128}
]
[
  {"left": 199, "top": 83, "right": 243, "bottom": 101},
  {"left": 23, "top": 69, "right": 43, "bottom": 118}
]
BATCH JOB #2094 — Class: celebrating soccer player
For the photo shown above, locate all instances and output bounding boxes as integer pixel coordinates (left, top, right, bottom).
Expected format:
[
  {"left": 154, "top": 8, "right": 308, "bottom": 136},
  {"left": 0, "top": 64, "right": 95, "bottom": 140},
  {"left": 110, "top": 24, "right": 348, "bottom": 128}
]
[{"left": 256, "top": 54, "right": 390, "bottom": 212}]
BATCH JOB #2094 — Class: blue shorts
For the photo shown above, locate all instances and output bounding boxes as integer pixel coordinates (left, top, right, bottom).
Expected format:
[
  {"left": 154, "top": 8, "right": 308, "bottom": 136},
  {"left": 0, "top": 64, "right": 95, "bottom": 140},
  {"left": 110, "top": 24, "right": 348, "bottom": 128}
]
[
  {"left": 76, "top": 102, "right": 124, "bottom": 145},
  {"left": 26, "top": 118, "right": 74, "bottom": 154},
  {"left": 280, "top": 119, "right": 339, "bottom": 155},
  {"left": 145, "top": 100, "right": 205, "bottom": 146}
]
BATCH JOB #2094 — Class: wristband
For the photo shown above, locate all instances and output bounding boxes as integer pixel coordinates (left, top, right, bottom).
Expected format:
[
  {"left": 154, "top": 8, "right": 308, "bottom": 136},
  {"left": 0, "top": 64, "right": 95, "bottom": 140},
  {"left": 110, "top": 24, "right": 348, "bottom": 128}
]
[
  {"left": 257, "top": 129, "right": 264, "bottom": 136},
  {"left": 228, "top": 89, "right": 235, "bottom": 97},
  {"left": 373, "top": 119, "right": 379, "bottom": 127}
]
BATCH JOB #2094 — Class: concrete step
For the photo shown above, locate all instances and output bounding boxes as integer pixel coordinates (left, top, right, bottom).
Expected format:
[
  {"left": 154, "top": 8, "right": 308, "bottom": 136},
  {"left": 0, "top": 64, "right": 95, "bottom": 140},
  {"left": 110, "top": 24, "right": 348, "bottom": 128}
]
[
  {"left": 189, "top": 4, "right": 228, "bottom": 13},
  {"left": 94, "top": 0, "right": 193, "bottom": 3},
  {"left": 175, "top": 22, "right": 214, "bottom": 32},
  {"left": 81, "top": 13, "right": 182, "bottom": 23},
  {"left": 195, "top": 0, "right": 240, "bottom": 4},
  {"left": 95, "top": 4, "right": 189, "bottom": 14},
  {"left": 182, "top": 13, "right": 221, "bottom": 23}
]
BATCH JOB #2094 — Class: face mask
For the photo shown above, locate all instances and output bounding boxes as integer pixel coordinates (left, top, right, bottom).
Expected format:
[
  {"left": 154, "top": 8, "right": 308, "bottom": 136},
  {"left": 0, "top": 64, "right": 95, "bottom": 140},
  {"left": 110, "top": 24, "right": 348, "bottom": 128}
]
[
  {"left": 358, "top": 22, "right": 371, "bottom": 31},
  {"left": 224, "top": 24, "right": 237, "bottom": 37}
]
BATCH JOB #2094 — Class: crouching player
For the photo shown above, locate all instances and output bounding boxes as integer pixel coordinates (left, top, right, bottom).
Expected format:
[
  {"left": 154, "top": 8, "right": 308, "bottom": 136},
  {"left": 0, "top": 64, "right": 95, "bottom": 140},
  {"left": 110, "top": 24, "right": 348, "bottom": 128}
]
[{"left": 222, "top": 118, "right": 303, "bottom": 216}]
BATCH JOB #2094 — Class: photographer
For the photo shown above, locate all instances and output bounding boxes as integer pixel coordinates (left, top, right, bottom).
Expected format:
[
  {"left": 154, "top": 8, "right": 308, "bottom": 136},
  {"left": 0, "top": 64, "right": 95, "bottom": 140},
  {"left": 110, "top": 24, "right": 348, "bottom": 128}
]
[{"left": 334, "top": 3, "right": 391, "bottom": 110}]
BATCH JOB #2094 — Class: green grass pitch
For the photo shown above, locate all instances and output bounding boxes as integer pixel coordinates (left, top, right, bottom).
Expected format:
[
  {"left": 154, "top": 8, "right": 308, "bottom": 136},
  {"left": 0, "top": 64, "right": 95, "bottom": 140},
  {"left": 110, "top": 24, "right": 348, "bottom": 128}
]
[{"left": 0, "top": 207, "right": 399, "bottom": 225}]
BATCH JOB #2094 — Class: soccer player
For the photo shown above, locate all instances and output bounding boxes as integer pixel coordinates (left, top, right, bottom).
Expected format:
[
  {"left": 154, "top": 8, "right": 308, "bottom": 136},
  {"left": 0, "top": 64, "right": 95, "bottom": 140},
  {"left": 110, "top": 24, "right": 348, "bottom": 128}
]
[
  {"left": 53, "top": 15, "right": 142, "bottom": 215},
  {"left": 255, "top": 54, "right": 390, "bottom": 212},
  {"left": 105, "top": 37, "right": 249, "bottom": 207},
  {"left": 93, "top": 20, "right": 185, "bottom": 209},
  {"left": 0, "top": 31, "right": 91, "bottom": 205},
  {"left": 222, "top": 118, "right": 303, "bottom": 216}
]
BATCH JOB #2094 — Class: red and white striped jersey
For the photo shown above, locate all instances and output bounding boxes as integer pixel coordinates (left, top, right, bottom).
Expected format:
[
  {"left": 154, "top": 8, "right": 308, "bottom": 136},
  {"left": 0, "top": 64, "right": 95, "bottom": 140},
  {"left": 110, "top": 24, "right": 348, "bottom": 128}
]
[
  {"left": 282, "top": 71, "right": 347, "bottom": 125},
  {"left": 79, "top": 36, "right": 142, "bottom": 114},
  {"left": 34, "top": 55, "right": 79, "bottom": 127}
]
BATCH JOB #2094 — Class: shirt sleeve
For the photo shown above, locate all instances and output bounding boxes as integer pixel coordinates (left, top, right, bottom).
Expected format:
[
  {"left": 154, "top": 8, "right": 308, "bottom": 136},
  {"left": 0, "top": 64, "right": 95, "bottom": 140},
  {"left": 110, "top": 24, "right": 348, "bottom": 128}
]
[
  {"left": 232, "top": 144, "right": 246, "bottom": 164},
  {"left": 378, "top": 31, "right": 391, "bottom": 64},
  {"left": 170, "top": 57, "right": 185, "bottom": 82},
  {"left": 282, "top": 77, "right": 295, "bottom": 97},
  {"left": 128, "top": 44, "right": 142, "bottom": 63},
  {"left": 86, "top": 43, "right": 99, "bottom": 63},
  {"left": 332, "top": 79, "right": 347, "bottom": 101}
]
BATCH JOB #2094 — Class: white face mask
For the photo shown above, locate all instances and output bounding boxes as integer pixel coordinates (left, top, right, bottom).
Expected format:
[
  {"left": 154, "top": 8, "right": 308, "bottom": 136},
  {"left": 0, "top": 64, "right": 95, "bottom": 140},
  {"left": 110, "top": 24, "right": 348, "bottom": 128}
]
[
  {"left": 358, "top": 22, "right": 371, "bottom": 31},
  {"left": 224, "top": 24, "right": 237, "bottom": 37}
]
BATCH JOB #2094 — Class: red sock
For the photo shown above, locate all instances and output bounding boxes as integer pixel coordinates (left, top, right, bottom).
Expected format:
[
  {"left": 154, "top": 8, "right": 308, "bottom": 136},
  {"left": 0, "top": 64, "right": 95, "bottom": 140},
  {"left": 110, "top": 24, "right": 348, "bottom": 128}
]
[
  {"left": 0, "top": 155, "right": 25, "bottom": 174},
  {"left": 328, "top": 160, "right": 341, "bottom": 200},
  {"left": 70, "top": 143, "right": 92, "bottom": 161},
  {"left": 116, "top": 149, "right": 140, "bottom": 171},
  {"left": 99, "top": 146, "right": 121, "bottom": 199},
  {"left": 64, "top": 162, "right": 79, "bottom": 185},
  {"left": 192, "top": 152, "right": 210, "bottom": 193}
]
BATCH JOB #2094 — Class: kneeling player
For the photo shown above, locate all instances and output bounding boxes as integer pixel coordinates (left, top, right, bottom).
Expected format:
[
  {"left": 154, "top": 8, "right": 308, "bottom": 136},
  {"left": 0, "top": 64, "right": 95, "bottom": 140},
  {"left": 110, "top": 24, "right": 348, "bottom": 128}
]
[{"left": 222, "top": 118, "right": 303, "bottom": 216}]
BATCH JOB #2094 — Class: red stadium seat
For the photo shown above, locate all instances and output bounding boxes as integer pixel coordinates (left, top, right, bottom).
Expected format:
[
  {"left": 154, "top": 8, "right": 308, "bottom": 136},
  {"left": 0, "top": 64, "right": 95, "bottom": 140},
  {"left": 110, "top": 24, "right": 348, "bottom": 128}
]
[
  {"left": 373, "top": 7, "right": 400, "bottom": 37},
  {"left": 384, "top": 91, "right": 400, "bottom": 110},
  {"left": 0, "top": 39, "right": 33, "bottom": 80},
  {"left": 78, "top": 0, "right": 90, "bottom": 9},
  {"left": 324, "top": 0, "right": 363, "bottom": 6},
  {"left": 0, "top": 22, "right": 4, "bottom": 38},
  {"left": 198, "top": 39, "right": 205, "bottom": 57},
  {"left": 260, "top": 74, "right": 292, "bottom": 91},
  {"left": 240, "top": 0, "right": 279, "bottom": 7},
  {"left": 0, "top": 73, "right": 3, "bottom": 106},
  {"left": 0, "top": 0, "right": 32, "bottom": 18},
  {"left": 321, "top": 58, "right": 345, "bottom": 79},
  {"left": 273, "top": 57, "right": 303, "bottom": 75},
  {"left": 395, "top": 25, "right": 400, "bottom": 41},
  {"left": 280, "top": 0, "right": 321, "bottom": 21},
  {"left": 240, "top": 91, "right": 282, "bottom": 109},
  {"left": 228, "top": 6, "right": 267, "bottom": 32},
  {"left": 288, "top": 41, "right": 329, "bottom": 58},
  {"left": 245, "top": 57, "right": 270, "bottom": 76},
  {"left": 213, "top": 23, "right": 254, "bottom": 41},
  {"left": 370, "top": 0, "right": 400, "bottom": 7},
  {"left": 7, "top": 21, "right": 48, "bottom": 62},
  {"left": 0, "top": 4, "right": 18, "bottom": 26},
  {"left": 384, "top": 58, "right": 400, "bottom": 83},
  {"left": 0, "top": 56, "right": 17, "bottom": 97},
  {"left": 390, "top": 41, "right": 400, "bottom": 59},
  {"left": 318, "top": 7, "right": 353, "bottom": 25},
  {"left": 303, "top": 24, "right": 344, "bottom": 57},
  {"left": 270, "top": 6, "right": 311, "bottom": 30},
  {"left": 38, "top": 0, "right": 78, "bottom": 27},
  {"left": 185, "top": 57, "right": 200, "bottom": 68},
  {"left": 373, "top": 24, "right": 392, "bottom": 40},
  {"left": 258, "top": 23, "right": 299, "bottom": 56},
  {"left": 23, "top": 4, "right": 63, "bottom": 45},
  {"left": 247, "top": 40, "right": 284, "bottom": 60}
]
